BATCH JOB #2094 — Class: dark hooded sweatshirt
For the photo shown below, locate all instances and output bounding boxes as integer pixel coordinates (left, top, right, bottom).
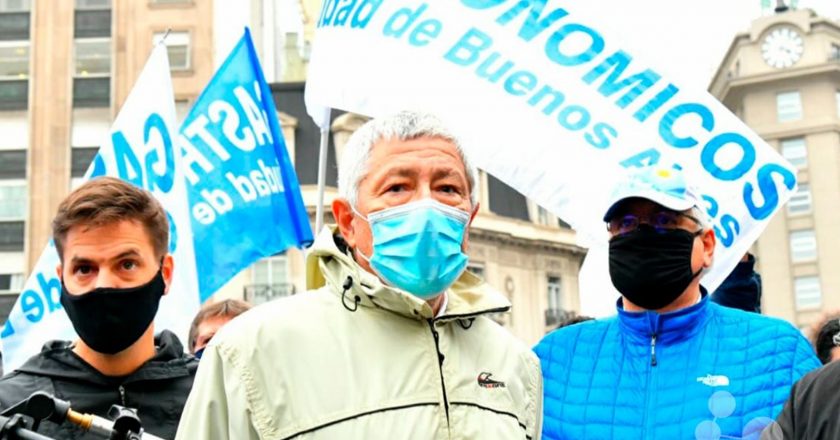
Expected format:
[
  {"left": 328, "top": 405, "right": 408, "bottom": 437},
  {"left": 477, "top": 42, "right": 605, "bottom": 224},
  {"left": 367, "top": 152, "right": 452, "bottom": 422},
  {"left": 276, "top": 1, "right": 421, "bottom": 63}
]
[{"left": 0, "top": 330, "right": 197, "bottom": 440}]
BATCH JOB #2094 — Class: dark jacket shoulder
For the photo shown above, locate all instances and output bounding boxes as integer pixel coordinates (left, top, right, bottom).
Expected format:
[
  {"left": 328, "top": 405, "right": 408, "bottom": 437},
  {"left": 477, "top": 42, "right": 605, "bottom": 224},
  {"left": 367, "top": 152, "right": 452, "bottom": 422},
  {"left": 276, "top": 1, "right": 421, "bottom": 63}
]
[
  {"left": 0, "top": 330, "right": 197, "bottom": 439},
  {"left": 767, "top": 360, "right": 840, "bottom": 440}
]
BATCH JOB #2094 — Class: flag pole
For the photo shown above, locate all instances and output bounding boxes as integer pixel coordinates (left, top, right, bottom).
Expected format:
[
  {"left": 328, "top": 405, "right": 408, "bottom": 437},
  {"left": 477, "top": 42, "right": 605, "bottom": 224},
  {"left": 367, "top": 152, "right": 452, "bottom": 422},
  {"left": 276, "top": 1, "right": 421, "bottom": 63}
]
[{"left": 314, "top": 110, "right": 331, "bottom": 234}]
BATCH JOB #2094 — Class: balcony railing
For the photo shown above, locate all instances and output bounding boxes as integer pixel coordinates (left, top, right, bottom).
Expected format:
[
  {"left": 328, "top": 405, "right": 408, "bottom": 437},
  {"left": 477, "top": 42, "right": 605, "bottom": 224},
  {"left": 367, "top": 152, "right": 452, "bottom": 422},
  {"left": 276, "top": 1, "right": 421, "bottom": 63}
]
[{"left": 243, "top": 283, "right": 295, "bottom": 305}]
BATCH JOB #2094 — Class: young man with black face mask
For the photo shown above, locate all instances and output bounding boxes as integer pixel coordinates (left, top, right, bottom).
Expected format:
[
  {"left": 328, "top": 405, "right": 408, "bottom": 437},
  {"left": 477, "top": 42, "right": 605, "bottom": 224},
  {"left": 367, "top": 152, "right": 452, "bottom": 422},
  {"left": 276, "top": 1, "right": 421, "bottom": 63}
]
[
  {"left": 0, "top": 177, "right": 198, "bottom": 439},
  {"left": 535, "top": 165, "right": 820, "bottom": 440}
]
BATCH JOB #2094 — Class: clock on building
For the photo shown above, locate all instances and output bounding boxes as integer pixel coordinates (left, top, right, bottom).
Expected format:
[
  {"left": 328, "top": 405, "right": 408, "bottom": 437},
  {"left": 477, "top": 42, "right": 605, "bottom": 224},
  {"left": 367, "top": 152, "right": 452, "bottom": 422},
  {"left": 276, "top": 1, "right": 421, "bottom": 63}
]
[{"left": 761, "top": 26, "right": 804, "bottom": 68}]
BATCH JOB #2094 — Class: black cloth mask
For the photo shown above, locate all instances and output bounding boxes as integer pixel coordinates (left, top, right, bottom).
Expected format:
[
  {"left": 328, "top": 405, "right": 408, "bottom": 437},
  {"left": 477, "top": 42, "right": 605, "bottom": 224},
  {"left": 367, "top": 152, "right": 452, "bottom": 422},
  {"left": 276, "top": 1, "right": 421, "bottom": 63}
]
[
  {"left": 609, "top": 225, "right": 703, "bottom": 310},
  {"left": 60, "top": 270, "right": 166, "bottom": 355}
]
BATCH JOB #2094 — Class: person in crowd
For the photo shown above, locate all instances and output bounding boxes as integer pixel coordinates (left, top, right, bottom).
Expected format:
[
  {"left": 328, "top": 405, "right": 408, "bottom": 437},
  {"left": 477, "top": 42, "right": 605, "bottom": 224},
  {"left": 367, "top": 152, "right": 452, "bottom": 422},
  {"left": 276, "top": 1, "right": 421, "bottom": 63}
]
[
  {"left": 812, "top": 314, "right": 840, "bottom": 365},
  {"left": 187, "top": 299, "right": 251, "bottom": 358},
  {"left": 535, "top": 165, "right": 819, "bottom": 440},
  {"left": 0, "top": 177, "right": 197, "bottom": 439},
  {"left": 177, "top": 111, "right": 543, "bottom": 439},
  {"left": 711, "top": 252, "right": 762, "bottom": 313},
  {"left": 763, "top": 320, "right": 840, "bottom": 440}
]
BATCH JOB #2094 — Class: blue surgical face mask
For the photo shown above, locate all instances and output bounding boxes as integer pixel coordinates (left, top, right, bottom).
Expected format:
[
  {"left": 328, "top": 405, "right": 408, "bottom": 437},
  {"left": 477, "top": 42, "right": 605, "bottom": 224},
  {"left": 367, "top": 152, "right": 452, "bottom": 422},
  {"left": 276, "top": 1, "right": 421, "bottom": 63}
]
[{"left": 353, "top": 199, "right": 471, "bottom": 299}]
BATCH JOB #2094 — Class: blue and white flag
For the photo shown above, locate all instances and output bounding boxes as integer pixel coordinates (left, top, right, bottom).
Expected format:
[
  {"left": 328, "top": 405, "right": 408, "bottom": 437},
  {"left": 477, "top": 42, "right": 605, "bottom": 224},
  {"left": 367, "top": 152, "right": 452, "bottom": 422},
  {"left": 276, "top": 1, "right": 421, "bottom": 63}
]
[
  {"left": 1, "top": 44, "right": 200, "bottom": 371},
  {"left": 305, "top": 1, "right": 798, "bottom": 316},
  {"left": 179, "top": 29, "right": 312, "bottom": 301}
]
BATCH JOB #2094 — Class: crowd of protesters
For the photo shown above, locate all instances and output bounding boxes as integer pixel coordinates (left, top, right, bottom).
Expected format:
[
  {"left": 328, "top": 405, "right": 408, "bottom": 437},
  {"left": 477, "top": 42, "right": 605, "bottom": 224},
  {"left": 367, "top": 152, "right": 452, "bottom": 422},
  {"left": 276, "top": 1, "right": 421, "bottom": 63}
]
[{"left": 0, "top": 111, "right": 834, "bottom": 439}]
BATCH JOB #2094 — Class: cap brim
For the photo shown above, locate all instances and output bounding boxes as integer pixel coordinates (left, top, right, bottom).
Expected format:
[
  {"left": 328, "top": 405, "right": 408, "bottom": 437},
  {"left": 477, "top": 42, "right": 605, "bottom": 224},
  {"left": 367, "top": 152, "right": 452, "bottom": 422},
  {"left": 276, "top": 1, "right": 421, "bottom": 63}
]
[{"left": 603, "top": 189, "right": 696, "bottom": 221}]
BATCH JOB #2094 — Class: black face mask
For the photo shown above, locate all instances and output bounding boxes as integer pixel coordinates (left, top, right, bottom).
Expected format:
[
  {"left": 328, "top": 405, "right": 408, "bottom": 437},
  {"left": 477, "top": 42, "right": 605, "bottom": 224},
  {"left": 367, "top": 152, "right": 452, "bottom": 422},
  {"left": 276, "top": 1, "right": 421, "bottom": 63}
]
[
  {"left": 61, "top": 270, "right": 166, "bottom": 355},
  {"left": 609, "top": 225, "right": 703, "bottom": 310}
]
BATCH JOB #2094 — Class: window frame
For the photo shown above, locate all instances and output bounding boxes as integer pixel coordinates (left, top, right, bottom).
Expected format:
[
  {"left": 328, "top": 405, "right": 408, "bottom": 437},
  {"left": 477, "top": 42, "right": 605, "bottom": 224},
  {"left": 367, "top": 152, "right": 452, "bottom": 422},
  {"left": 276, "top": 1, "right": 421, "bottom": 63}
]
[
  {"left": 794, "top": 276, "right": 821, "bottom": 311},
  {"left": 789, "top": 229, "right": 817, "bottom": 263},
  {"left": 777, "top": 91, "right": 803, "bottom": 122}
]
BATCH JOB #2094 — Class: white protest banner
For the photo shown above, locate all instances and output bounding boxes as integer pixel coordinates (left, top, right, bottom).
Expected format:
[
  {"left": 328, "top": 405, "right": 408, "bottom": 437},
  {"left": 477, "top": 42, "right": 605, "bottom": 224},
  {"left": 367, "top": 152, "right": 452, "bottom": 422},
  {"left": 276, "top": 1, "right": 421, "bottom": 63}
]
[
  {"left": 1, "top": 44, "right": 200, "bottom": 372},
  {"left": 305, "top": 1, "right": 797, "bottom": 314}
]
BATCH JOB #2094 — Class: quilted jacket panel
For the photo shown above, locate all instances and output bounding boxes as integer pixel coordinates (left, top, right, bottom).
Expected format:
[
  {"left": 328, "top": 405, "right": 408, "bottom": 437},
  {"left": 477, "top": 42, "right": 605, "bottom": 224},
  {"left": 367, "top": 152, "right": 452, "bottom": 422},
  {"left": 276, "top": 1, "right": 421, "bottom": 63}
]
[{"left": 535, "top": 297, "right": 820, "bottom": 440}]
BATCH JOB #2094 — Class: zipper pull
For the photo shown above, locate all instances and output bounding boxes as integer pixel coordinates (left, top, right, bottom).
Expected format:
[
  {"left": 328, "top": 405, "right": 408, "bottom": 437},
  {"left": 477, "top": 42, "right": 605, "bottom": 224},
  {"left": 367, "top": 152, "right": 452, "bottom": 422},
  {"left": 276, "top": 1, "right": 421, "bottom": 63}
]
[
  {"left": 650, "top": 335, "right": 658, "bottom": 367},
  {"left": 118, "top": 385, "right": 127, "bottom": 405}
]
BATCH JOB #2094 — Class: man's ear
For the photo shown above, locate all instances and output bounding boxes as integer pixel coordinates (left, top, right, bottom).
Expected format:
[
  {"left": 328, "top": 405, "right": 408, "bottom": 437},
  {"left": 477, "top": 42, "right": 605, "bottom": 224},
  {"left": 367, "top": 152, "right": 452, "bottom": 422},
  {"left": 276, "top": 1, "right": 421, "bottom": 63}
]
[
  {"left": 161, "top": 254, "right": 175, "bottom": 295},
  {"left": 55, "top": 264, "right": 63, "bottom": 281},
  {"left": 701, "top": 228, "right": 716, "bottom": 268},
  {"left": 462, "top": 202, "right": 479, "bottom": 252},
  {"left": 333, "top": 198, "right": 356, "bottom": 249},
  {"left": 468, "top": 202, "right": 479, "bottom": 226}
]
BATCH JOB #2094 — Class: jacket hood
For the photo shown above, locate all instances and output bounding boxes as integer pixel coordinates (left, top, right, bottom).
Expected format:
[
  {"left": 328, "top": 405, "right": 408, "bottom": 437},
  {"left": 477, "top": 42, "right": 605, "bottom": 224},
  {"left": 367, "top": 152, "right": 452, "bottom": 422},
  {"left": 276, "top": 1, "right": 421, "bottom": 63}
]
[
  {"left": 305, "top": 226, "right": 511, "bottom": 320},
  {"left": 14, "top": 330, "right": 196, "bottom": 386}
]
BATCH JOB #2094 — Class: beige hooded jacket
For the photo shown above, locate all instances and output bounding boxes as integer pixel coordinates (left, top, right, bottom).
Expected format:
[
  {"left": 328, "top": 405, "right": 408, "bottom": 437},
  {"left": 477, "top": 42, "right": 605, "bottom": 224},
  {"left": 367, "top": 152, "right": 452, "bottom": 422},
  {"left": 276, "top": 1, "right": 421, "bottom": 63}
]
[{"left": 176, "top": 227, "right": 543, "bottom": 439}]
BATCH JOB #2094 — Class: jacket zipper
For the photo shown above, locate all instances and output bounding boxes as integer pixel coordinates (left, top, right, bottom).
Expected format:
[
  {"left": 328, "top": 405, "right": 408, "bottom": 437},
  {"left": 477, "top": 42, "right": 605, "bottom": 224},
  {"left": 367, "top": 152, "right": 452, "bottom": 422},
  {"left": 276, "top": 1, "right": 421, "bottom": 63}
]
[
  {"left": 650, "top": 334, "right": 658, "bottom": 367},
  {"left": 118, "top": 385, "right": 126, "bottom": 406},
  {"left": 428, "top": 319, "right": 450, "bottom": 425},
  {"left": 642, "top": 315, "right": 660, "bottom": 438}
]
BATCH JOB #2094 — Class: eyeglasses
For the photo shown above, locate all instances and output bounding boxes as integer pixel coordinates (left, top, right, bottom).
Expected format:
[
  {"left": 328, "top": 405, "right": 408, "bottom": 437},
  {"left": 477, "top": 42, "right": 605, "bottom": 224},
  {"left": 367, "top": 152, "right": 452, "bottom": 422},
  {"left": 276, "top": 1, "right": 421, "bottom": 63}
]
[{"left": 607, "top": 211, "right": 702, "bottom": 236}]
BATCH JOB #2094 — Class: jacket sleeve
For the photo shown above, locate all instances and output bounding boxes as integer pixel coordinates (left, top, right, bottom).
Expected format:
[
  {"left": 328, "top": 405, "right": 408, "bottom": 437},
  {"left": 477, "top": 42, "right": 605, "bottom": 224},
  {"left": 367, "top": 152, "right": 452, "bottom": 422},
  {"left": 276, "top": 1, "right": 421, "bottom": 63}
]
[
  {"left": 526, "top": 350, "right": 544, "bottom": 440},
  {"left": 790, "top": 334, "right": 821, "bottom": 384},
  {"left": 175, "top": 342, "right": 260, "bottom": 440}
]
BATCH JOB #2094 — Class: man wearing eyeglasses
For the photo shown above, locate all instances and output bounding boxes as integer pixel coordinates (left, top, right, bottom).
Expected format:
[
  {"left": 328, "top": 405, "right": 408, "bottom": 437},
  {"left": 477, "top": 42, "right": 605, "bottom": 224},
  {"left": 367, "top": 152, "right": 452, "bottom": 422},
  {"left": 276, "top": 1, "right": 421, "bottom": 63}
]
[{"left": 535, "top": 165, "right": 820, "bottom": 440}]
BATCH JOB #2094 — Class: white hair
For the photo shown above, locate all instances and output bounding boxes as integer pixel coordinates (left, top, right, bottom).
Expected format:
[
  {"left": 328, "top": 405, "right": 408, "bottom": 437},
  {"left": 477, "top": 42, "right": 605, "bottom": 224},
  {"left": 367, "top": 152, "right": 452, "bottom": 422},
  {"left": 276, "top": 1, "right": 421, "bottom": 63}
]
[{"left": 338, "top": 111, "right": 480, "bottom": 208}]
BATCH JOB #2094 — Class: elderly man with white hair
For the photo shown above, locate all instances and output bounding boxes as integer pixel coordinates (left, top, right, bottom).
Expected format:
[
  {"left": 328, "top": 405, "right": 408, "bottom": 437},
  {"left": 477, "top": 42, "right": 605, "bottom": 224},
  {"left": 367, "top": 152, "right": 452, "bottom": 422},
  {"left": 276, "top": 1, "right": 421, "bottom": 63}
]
[{"left": 176, "top": 111, "right": 543, "bottom": 439}]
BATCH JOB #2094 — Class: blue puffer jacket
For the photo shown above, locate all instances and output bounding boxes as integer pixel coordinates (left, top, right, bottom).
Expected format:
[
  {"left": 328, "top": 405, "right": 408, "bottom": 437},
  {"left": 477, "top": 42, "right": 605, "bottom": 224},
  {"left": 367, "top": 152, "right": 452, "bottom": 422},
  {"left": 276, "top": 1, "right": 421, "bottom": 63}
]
[{"left": 535, "top": 295, "right": 820, "bottom": 440}]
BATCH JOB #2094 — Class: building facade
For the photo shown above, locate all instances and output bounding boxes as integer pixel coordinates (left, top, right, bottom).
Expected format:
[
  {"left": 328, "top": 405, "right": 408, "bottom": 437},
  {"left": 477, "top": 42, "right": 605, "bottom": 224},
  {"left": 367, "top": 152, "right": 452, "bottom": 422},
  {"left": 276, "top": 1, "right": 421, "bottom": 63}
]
[
  {"left": 0, "top": 0, "right": 585, "bottom": 345},
  {"left": 710, "top": 6, "right": 840, "bottom": 328}
]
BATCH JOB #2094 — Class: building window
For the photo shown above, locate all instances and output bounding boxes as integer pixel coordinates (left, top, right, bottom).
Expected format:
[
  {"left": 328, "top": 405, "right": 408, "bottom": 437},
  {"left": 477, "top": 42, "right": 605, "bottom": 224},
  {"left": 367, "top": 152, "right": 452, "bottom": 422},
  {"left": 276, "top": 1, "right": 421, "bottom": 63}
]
[
  {"left": 0, "top": 0, "right": 30, "bottom": 41},
  {"left": 73, "top": 0, "right": 110, "bottom": 109},
  {"left": 0, "top": 220, "right": 23, "bottom": 251},
  {"left": 73, "top": 37, "right": 111, "bottom": 107},
  {"left": 0, "top": 41, "right": 28, "bottom": 110},
  {"left": 777, "top": 91, "right": 802, "bottom": 122},
  {"left": 831, "top": 44, "right": 840, "bottom": 61},
  {"left": 787, "top": 184, "right": 812, "bottom": 216},
  {"left": 0, "top": 41, "right": 28, "bottom": 79},
  {"left": 545, "top": 276, "right": 564, "bottom": 326},
  {"left": 74, "top": 0, "right": 110, "bottom": 38},
  {"left": 836, "top": 90, "right": 840, "bottom": 118},
  {"left": 71, "top": 147, "right": 99, "bottom": 178},
  {"left": 175, "top": 99, "right": 191, "bottom": 123},
  {"left": 246, "top": 254, "right": 293, "bottom": 304},
  {"left": 0, "top": 149, "right": 25, "bottom": 178},
  {"left": 781, "top": 138, "right": 807, "bottom": 169},
  {"left": 153, "top": 31, "right": 190, "bottom": 71},
  {"left": 790, "top": 229, "right": 817, "bottom": 263},
  {"left": 74, "top": 38, "right": 110, "bottom": 76},
  {"left": 794, "top": 276, "right": 821, "bottom": 310},
  {"left": 0, "top": 273, "right": 23, "bottom": 292},
  {"left": 0, "top": 180, "right": 26, "bottom": 220}
]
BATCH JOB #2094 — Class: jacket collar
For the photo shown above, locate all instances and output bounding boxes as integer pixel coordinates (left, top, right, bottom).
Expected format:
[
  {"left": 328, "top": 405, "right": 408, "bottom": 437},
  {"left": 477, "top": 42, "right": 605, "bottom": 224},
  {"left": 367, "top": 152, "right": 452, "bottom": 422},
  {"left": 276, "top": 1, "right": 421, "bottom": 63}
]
[
  {"left": 616, "top": 288, "right": 712, "bottom": 345},
  {"left": 15, "top": 330, "right": 196, "bottom": 385},
  {"left": 305, "top": 226, "right": 511, "bottom": 321}
]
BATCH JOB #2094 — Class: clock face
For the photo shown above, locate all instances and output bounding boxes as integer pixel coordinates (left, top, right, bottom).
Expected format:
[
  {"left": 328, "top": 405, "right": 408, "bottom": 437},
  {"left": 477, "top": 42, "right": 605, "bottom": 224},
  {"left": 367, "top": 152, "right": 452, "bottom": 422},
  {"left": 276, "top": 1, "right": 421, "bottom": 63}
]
[{"left": 761, "top": 27, "right": 804, "bottom": 68}]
